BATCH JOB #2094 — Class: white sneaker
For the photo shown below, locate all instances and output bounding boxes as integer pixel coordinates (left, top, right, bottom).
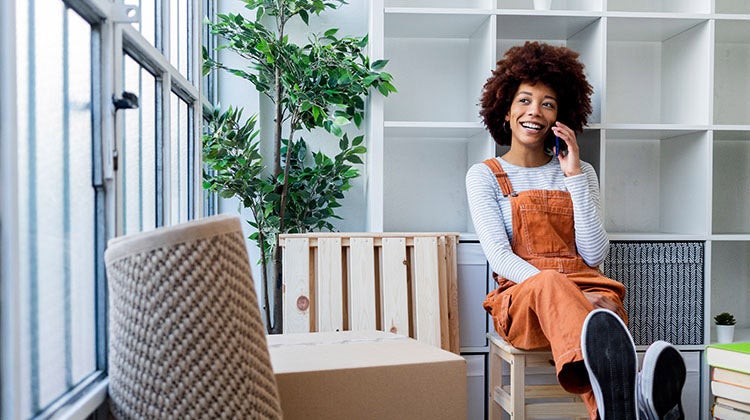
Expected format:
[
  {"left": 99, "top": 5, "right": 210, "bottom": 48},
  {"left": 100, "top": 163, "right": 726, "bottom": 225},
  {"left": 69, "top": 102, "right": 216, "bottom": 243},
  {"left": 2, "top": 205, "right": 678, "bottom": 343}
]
[
  {"left": 581, "top": 309, "right": 639, "bottom": 420},
  {"left": 639, "top": 340, "right": 686, "bottom": 420}
]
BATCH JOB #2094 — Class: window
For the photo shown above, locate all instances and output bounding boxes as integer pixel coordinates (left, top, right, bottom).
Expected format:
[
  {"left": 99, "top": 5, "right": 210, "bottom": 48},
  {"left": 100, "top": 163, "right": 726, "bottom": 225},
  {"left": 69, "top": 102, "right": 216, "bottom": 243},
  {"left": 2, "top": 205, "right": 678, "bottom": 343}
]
[{"left": 1, "top": 0, "right": 213, "bottom": 417}]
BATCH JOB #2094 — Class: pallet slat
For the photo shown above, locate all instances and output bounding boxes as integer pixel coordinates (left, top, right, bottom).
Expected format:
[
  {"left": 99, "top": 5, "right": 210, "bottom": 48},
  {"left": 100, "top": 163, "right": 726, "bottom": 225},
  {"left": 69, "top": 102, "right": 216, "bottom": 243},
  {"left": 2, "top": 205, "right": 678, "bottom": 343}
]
[
  {"left": 316, "top": 237, "right": 343, "bottom": 332},
  {"left": 445, "top": 235, "right": 460, "bottom": 353},
  {"left": 283, "top": 238, "right": 311, "bottom": 333},
  {"left": 381, "top": 237, "right": 409, "bottom": 337},
  {"left": 348, "top": 237, "right": 376, "bottom": 331},
  {"left": 413, "top": 236, "right": 441, "bottom": 348},
  {"left": 280, "top": 232, "right": 459, "bottom": 352}
]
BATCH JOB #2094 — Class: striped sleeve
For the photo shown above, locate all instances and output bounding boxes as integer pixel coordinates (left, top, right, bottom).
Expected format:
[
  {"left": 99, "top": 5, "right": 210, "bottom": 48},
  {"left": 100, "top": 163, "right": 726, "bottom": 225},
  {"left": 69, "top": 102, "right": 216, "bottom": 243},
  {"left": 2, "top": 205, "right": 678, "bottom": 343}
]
[
  {"left": 465, "top": 163, "right": 541, "bottom": 283},
  {"left": 564, "top": 162, "right": 610, "bottom": 267}
]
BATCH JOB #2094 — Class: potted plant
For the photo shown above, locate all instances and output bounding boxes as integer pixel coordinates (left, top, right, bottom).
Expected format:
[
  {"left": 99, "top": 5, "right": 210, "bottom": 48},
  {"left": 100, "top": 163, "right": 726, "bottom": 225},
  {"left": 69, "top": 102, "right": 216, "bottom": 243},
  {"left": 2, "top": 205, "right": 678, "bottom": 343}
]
[
  {"left": 202, "top": 0, "right": 395, "bottom": 334},
  {"left": 714, "top": 312, "right": 736, "bottom": 344}
]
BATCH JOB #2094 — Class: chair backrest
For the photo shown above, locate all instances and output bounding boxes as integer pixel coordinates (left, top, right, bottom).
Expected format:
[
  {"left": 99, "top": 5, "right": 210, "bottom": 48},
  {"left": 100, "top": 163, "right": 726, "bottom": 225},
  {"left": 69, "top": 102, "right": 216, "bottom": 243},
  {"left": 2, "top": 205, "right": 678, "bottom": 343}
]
[
  {"left": 279, "top": 232, "right": 460, "bottom": 353},
  {"left": 105, "top": 214, "right": 282, "bottom": 419}
]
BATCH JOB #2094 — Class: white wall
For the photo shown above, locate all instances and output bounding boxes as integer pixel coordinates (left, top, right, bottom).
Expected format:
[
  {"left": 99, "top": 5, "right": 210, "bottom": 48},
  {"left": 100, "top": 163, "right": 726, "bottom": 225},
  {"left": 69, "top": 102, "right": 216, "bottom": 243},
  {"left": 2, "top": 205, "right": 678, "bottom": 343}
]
[{"left": 214, "top": 0, "right": 370, "bottom": 317}]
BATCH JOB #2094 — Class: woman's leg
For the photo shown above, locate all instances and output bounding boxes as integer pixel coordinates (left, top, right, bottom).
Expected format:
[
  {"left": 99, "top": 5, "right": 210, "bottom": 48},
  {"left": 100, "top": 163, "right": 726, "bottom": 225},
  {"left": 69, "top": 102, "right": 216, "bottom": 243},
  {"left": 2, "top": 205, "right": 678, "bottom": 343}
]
[{"left": 485, "top": 270, "right": 593, "bottom": 386}]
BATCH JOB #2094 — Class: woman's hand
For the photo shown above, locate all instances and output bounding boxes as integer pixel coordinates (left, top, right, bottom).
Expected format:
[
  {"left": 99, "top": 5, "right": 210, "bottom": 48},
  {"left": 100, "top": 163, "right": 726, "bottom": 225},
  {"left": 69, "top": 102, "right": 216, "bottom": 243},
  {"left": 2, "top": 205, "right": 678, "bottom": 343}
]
[
  {"left": 551, "top": 121, "right": 582, "bottom": 177},
  {"left": 584, "top": 292, "right": 626, "bottom": 320}
]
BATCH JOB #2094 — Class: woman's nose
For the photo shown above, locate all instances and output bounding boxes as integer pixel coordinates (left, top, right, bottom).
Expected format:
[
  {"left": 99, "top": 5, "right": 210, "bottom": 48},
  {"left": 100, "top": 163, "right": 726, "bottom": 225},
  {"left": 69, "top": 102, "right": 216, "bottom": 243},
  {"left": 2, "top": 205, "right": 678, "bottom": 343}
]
[{"left": 527, "top": 103, "right": 542, "bottom": 116}]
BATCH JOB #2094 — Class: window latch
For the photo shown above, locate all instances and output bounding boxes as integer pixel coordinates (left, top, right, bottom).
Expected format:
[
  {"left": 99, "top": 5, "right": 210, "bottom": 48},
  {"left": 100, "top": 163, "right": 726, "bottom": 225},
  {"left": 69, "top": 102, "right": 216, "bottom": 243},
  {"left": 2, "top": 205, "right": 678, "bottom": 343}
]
[
  {"left": 113, "top": 91, "right": 139, "bottom": 110},
  {"left": 111, "top": 0, "right": 140, "bottom": 24}
]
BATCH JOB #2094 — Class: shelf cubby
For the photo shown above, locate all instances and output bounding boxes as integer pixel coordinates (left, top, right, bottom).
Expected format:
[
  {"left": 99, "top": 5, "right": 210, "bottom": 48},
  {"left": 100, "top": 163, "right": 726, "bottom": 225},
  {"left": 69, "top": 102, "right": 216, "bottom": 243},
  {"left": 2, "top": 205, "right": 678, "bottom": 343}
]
[
  {"left": 496, "top": 14, "right": 604, "bottom": 123},
  {"left": 715, "top": 0, "right": 750, "bottom": 14},
  {"left": 710, "top": 241, "right": 750, "bottom": 339},
  {"left": 383, "top": 12, "right": 494, "bottom": 122},
  {"left": 605, "top": 17, "right": 710, "bottom": 125},
  {"left": 602, "top": 129, "right": 709, "bottom": 236},
  {"left": 496, "top": 0, "right": 602, "bottom": 12},
  {"left": 385, "top": 0, "right": 492, "bottom": 9},
  {"left": 713, "top": 19, "right": 750, "bottom": 125},
  {"left": 383, "top": 131, "right": 493, "bottom": 233},
  {"left": 712, "top": 130, "right": 750, "bottom": 234},
  {"left": 606, "top": 0, "right": 710, "bottom": 14}
]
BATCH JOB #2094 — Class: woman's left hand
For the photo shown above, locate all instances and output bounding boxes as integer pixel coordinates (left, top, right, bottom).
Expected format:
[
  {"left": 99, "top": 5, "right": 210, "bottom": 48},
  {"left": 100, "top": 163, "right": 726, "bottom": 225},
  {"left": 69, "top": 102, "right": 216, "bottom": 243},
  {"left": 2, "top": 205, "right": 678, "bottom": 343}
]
[
  {"left": 551, "top": 121, "right": 582, "bottom": 177},
  {"left": 584, "top": 292, "right": 627, "bottom": 320}
]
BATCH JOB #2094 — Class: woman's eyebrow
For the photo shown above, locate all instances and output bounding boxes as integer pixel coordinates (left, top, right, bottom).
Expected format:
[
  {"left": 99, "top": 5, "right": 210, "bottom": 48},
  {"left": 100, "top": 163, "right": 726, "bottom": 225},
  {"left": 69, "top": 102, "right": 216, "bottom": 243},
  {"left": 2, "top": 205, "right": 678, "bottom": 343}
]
[{"left": 515, "top": 91, "right": 558, "bottom": 101}]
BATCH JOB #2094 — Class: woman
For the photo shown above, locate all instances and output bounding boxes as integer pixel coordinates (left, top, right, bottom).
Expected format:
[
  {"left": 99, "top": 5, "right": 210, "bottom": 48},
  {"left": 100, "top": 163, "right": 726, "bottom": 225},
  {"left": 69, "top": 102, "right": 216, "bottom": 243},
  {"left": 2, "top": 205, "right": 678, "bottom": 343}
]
[{"left": 466, "top": 42, "right": 686, "bottom": 420}]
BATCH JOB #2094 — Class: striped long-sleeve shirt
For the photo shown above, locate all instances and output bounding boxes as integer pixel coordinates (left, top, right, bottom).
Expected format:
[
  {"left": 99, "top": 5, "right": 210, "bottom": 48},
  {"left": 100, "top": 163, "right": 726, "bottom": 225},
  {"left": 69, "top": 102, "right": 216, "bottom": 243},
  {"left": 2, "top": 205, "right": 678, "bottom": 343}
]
[{"left": 465, "top": 157, "right": 609, "bottom": 284}]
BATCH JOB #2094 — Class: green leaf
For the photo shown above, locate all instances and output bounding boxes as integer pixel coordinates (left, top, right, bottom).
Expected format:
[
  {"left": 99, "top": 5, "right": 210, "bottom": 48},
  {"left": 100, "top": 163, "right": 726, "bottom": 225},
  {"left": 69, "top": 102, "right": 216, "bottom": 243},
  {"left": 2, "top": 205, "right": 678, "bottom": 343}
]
[
  {"left": 333, "top": 116, "right": 350, "bottom": 126},
  {"left": 371, "top": 59, "right": 388, "bottom": 70},
  {"left": 324, "top": 28, "right": 339, "bottom": 37},
  {"left": 299, "top": 9, "right": 309, "bottom": 24},
  {"left": 345, "top": 154, "right": 363, "bottom": 164},
  {"left": 352, "top": 135, "right": 364, "bottom": 146}
]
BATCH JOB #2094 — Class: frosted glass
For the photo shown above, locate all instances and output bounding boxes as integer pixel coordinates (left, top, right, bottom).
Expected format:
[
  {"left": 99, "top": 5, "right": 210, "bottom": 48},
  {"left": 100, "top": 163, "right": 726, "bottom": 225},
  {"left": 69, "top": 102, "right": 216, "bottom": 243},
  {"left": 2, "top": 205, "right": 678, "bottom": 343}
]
[
  {"left": 170, "top": 0, "right": 190, "bottom": 78},
  {"left": 35, "top": 1, "right": 69, "bottom": 408},
  {"left": 15, "top": 1, "right": 97, "bottom": 415},
  {"left": 123, "top": 56, "right": 159, "bottom": 233},
  {"left": 123, "top": 54, "right": 141, "bottom": 234},
  {"left": 126, "top": 0, "right": 156, "bottom": 46},
  {"left": 170, "top": 93, "right": 180, "bottom": 223},
  {"left": 141, "top": 71, "right": 157, "bottom": 231},
  {"left": 66, "top": 6, "right": 96, "bottom": 385},
  {"left": 170, "top": 93, "right": 190, "bottom": 224}
]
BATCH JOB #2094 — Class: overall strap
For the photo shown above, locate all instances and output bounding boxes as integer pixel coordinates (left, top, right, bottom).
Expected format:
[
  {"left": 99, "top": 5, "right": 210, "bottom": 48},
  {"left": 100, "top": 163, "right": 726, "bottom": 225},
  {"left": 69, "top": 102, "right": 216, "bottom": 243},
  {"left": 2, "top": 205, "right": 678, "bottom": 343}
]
[{"left": 483, "top": 158, "right": 515, "bottom": 197}]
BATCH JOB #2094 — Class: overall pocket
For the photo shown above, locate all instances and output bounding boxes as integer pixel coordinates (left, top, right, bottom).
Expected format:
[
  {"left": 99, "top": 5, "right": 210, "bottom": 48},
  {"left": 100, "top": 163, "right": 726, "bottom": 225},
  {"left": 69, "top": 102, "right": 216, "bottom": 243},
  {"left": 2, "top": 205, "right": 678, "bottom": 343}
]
[{"left": 519, "top": 203, "right": 576, "bottom": 257}]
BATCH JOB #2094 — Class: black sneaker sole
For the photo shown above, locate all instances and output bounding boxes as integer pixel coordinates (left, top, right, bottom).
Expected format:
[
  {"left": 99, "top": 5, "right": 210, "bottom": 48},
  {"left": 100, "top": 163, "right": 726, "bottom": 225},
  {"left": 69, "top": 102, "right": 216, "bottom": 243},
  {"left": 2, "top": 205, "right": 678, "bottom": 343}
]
[
  {"left": 582, "top": 309, "right": 638, "bottom": 420},
  {"left": 652, "top": 346, "right": 686, "bottom": 420}
]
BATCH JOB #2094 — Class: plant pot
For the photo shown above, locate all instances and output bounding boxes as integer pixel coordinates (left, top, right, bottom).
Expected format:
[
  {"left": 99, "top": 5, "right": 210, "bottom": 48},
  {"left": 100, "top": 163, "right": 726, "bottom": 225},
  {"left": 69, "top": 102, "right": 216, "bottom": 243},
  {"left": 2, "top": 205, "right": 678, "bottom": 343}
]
[{"left": 716, "top": 324, "right": 735, "bottom": 344}]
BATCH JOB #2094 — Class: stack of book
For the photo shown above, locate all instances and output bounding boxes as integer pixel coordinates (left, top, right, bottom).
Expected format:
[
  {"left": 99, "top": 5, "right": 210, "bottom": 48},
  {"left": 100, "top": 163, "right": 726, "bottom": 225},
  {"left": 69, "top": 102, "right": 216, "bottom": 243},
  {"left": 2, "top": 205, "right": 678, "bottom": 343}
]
[{"left": 707, "top": 342, "right": 750, "bottom": 419}]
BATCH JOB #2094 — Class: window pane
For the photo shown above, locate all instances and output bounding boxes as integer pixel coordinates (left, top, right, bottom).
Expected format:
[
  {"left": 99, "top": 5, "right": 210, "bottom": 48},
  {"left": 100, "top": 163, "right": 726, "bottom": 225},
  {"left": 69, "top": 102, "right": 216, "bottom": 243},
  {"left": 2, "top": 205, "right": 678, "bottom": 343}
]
[
  {"left": 66, "top": 6, "right": 97, "bottom": 386},
  {"left": 16, "top": 0, "right": 97, "bottom": 416},
  {"left": 170, "top": 93, "right": 191, "bottom": 224},
  {"left": 170, "top": 0, "right": 190, "bottom": 78},
  {"left": 122, "top": 55, "right": 158, "bottom": 234},
  {"left": 127, "top": 0, "right": 156, "bottom": 47}
]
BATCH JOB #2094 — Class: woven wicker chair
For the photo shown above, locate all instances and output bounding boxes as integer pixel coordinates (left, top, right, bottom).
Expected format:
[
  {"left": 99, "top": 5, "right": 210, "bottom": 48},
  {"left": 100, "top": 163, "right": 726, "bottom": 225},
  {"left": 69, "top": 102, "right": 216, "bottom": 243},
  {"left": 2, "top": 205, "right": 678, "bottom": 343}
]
[{"left": 104, "top": 214, "right": 282, "bottom": 419}]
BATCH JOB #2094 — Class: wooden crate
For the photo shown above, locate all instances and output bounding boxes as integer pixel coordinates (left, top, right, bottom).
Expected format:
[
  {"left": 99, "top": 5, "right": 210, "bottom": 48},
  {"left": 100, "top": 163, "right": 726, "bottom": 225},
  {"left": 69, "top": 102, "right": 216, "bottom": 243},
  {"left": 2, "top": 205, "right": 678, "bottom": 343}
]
[{"left": 279, "top": 232, "right": 460, "bottom": 353}]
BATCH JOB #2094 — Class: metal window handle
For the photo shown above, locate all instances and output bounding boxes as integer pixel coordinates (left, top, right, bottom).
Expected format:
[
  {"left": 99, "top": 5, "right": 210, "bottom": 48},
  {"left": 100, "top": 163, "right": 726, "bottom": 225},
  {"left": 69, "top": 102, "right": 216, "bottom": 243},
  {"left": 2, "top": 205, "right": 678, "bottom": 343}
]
[{"left": 113, "top": 91, "right": 139, "bottom": 110}]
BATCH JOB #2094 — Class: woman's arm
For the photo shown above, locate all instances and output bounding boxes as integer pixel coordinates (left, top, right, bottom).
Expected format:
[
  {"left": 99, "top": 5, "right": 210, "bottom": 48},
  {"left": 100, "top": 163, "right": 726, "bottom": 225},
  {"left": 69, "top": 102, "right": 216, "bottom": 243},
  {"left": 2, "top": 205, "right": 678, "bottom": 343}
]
[
  {"left": 466, "top": 163, "right": 540, "bottom": 283},
  {"left": 565, "top": 162, "right": 609, "bottom": 267}
]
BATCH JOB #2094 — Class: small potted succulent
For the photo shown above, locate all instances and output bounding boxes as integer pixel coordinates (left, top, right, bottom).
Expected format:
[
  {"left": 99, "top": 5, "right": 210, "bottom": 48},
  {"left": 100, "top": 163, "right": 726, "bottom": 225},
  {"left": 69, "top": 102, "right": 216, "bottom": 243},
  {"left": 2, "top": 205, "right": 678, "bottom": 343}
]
[{"left": 714, "top": 312, "right": 736, "bottom": 344}]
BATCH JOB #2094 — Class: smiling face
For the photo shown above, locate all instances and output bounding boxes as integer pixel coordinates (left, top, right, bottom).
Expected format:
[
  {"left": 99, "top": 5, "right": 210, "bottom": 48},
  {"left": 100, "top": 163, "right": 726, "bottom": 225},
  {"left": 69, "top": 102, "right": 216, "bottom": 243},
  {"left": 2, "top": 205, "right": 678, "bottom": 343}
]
[{"left": 505, "top": 81, "right": 559, "bottom": 150}]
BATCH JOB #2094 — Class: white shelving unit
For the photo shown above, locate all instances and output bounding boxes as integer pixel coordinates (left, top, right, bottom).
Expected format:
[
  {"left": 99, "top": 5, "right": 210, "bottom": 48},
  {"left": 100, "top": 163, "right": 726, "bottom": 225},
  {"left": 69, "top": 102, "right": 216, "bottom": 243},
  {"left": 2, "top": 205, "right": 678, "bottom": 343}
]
[{"left": 368, "top": 1, "right": 750, "bottom": 418}]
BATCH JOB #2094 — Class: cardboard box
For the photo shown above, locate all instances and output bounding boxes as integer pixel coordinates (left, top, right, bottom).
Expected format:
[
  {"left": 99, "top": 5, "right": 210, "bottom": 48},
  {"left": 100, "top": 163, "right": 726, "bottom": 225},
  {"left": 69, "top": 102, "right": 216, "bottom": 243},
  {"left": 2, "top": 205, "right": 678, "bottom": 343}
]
[{"left": 267, "top": 330, "right": 466, "bottom": 420}]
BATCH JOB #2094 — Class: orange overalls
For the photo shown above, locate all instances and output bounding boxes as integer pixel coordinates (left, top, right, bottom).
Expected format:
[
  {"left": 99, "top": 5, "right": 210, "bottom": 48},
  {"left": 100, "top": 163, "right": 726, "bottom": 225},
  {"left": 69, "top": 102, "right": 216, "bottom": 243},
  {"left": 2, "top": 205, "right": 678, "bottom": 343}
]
[{"left": 481, "top": 158, "right": 627, "bottom": 419}]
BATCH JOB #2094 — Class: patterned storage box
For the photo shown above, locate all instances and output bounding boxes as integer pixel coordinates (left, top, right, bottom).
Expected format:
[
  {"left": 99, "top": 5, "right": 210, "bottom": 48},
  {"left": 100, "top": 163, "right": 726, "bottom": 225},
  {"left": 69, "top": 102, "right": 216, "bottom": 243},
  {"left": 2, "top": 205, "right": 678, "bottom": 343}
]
[{"left": 602, "top": 241, "right": 704, "bottom": 346}]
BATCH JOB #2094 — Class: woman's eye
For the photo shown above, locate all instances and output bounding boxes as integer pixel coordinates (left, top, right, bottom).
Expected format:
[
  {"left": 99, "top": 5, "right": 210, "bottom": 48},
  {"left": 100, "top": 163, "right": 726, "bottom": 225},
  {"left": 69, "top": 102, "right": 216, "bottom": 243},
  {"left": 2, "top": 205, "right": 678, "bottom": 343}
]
[
  {"left": 543, "top": 102, "right": 556, "bottom": 109},
  {"left": 519, "top": 98, "right": 530, "bottom": 104}
]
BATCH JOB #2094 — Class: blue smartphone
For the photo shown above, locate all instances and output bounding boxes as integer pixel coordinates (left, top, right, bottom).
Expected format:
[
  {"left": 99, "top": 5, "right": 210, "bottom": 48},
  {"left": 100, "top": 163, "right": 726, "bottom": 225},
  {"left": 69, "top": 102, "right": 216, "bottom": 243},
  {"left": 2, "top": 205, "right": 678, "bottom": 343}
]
[{"left": 555, "top": 135, "right": 567, "bottom": 156}]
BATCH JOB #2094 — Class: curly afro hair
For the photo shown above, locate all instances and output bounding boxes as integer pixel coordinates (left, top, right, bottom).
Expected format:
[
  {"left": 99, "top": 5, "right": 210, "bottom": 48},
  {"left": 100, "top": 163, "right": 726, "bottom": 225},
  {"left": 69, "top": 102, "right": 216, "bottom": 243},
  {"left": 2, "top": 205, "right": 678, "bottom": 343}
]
[{"left": 480, "top": 41, "right": 593, "bottom": 148}]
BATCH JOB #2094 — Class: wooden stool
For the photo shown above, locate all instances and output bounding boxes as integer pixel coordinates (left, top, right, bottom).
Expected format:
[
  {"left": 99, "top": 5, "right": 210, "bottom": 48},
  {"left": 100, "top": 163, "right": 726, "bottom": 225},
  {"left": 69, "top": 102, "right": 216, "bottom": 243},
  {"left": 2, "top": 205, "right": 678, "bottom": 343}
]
[{"left": 488, "top": 333, "right": 589, "bottom": 419}]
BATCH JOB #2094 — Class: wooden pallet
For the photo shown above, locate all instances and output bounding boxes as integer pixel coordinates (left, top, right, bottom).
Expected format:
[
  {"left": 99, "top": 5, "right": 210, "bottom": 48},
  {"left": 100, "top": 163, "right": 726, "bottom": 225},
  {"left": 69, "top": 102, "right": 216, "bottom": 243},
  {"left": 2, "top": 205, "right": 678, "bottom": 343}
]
[{"left": 279, "top": 232, "right": 460, "bottom": 353}]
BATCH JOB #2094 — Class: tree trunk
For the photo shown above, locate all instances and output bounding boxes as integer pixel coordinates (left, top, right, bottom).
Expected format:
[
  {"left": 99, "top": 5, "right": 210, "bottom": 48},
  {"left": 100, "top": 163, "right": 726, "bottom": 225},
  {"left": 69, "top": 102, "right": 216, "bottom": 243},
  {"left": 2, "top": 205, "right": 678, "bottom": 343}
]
[
  {"left": 270, "top": 244, "right": 283, "bottom": 334},
  {"left": 269, "top": 6, "right": 287, "bottom": 334},
  {"left": 258, "top": 229, "right": 272, "bottom": 333}
]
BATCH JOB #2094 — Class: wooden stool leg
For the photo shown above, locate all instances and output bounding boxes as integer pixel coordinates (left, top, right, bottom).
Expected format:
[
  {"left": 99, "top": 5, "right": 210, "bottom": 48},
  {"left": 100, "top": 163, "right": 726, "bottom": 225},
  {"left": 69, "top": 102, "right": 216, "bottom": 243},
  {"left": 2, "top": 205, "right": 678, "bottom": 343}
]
[
  {"left": 489, "top": 345, "right": 502, "bottom": 420},
  {"left": 510, "top": 353, "right": 526, "bottom": 420}
]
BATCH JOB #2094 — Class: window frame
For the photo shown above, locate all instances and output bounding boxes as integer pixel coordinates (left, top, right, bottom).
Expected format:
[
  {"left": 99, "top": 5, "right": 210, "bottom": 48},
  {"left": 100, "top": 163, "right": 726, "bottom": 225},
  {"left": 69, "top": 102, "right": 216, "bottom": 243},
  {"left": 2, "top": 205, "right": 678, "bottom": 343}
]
[{"left": 1, "top": 0, "right": 214, "bottom": 417}]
